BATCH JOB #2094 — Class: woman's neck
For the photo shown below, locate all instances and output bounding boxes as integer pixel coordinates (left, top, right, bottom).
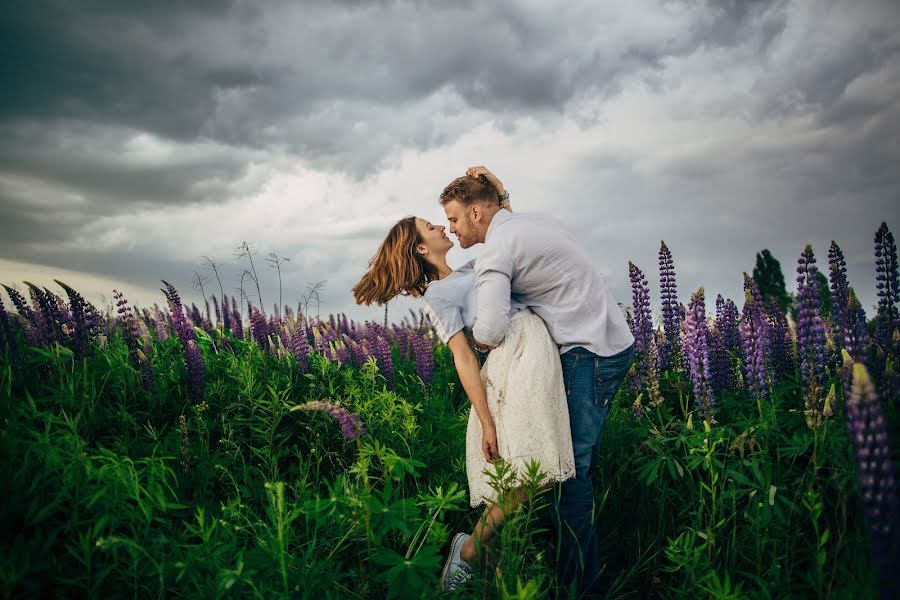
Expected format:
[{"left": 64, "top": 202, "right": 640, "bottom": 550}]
[{"left": 430, "top": 256, "right": 453, "bottom": 280}]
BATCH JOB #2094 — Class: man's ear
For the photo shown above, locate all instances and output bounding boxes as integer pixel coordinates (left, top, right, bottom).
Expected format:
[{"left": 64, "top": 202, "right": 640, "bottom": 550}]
[{"left": 470, "top": 203, "right": 482, "bottom": 223}]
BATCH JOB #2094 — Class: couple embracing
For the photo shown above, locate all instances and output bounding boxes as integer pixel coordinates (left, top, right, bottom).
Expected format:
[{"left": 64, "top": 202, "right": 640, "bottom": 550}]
[{"left": 353, "top": 167, "right": 635, "bottom": 598}]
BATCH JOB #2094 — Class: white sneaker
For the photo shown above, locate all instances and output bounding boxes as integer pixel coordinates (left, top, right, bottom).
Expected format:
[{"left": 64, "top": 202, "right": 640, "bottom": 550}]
[{"left": 439, "top": 532, "right": 474, "bottom": 593}]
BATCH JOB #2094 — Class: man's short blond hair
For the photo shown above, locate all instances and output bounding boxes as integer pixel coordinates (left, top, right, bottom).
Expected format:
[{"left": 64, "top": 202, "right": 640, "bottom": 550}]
[{"left": 439, "top": 176, "right": 497, "bottom": 207}]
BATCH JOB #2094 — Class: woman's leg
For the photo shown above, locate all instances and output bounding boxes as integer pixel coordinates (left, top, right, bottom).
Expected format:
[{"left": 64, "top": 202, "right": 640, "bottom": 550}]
[{"left": 459, "top": 486, "right": 537, "bottom": 564}]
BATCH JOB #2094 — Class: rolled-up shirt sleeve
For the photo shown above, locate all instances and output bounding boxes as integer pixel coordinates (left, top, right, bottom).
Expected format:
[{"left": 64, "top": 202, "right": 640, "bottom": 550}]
[{"left": 473, "top": 244, "right": 513, "bottom": 347}]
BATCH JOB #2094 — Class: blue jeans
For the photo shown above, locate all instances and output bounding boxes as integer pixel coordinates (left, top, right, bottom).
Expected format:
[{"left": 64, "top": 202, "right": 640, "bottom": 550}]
[{"left": 550, "top": 344, "right": 635, "bottom": 598}]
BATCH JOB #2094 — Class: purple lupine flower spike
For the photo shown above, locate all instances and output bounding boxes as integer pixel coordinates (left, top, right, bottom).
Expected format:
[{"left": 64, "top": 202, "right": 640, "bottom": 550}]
[
  {"left": 765, "top": 298, "right": 793, "bottom": 382},
  {"left": 0, "top": 296, "right": 18, "bottom": 362},
  {"left": 845, "top": 289, "right": 869, "bottom": 365},
  {"left": 846, "top": 362, "right": 900, "bottom": 598},
  {"left": 114, "top": 290, "right": 156, "bottom": 392},
  {"left": 874, "top": 222, "right": 899, "bottom": 349},
  {"left": 684, "top": 287, "right": 715, "bottom": 421},
  {"left": 230, "top": 296, "right": 243, "bottom": 340},
  {"left": 659, "top": 241, "right": 680, "bottom": 370},
  {"left": 3, "top": 285, "right": 41, "bottom": 345},
  {"left": 411, "top": 332, "right": 434, "bottom": 384},
  {"left": 828, "top": 241, "right": 850, "bottom": 354},
  {"left": 54, "top": 280, "right": 91, "bottom": 360},
  {"left": 292, "top": 400, "right": 367, "bottom": 439},
  {"left": 740, "top": 274, "right": 769, "bottom": 400},
  {"left": 796, "top": 246, "right": 828, "bottom": 428}
]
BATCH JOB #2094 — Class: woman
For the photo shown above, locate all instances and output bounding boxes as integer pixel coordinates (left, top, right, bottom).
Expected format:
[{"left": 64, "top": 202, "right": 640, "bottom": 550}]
[{"left": 352, "top": 167, "right": 574, "bottom": 593}]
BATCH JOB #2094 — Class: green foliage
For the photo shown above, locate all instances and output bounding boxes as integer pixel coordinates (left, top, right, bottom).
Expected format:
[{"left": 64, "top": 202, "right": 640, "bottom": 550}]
[
  {"left": 0, "top": 324, "right": 881, "bottom": 598},
  {"left": 753, "top": 249, "right": 792, "bottom": 312}
]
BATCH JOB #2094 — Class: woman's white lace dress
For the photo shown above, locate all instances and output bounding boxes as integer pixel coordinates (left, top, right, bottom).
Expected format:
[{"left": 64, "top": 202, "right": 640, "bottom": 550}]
[
  {"left": 421, "top": 260, "right": 575, "bottom": 508},
  {"left": 465, "top": 309, "right": 575, "bottom": 507}
]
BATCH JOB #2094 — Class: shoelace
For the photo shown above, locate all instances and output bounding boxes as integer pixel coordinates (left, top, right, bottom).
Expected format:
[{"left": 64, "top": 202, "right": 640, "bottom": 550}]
[{"left": 446, "top": 563, "right": 473, "bottom": 589}]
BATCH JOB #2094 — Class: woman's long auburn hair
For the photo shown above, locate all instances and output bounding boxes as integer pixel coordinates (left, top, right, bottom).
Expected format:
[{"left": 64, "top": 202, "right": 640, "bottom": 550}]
[{"left": 352, "top": 216, "right": 440, "bottom": 305}]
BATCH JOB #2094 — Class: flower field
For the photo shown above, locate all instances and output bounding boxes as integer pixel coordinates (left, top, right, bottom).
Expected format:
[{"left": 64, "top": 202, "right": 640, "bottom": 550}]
[{"left": 0, "top": 223, "right": 897, "bottom": 599}]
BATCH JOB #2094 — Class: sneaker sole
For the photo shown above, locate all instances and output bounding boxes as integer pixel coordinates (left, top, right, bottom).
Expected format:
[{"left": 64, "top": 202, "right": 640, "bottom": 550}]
[{"left": 439, "top": 532, "right": 468, "bottom": 592}]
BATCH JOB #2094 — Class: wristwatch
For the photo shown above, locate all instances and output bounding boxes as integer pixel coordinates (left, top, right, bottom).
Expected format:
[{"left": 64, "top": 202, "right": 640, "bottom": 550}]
[{"left": 498, "top": 191, "right": 509, "bottom": 204}]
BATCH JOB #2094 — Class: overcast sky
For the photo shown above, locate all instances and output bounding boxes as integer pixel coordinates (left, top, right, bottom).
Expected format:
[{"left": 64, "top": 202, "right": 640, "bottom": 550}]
[{"left": 1, "top": 0, "right": 898, "bottom": 326}]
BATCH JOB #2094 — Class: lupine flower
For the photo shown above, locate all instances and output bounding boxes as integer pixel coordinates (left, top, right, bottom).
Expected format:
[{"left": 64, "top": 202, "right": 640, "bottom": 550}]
[
  {"left": 230, "top": 297, "right": 243, "bottom": 340},
  {"left": 846, "top": 362, "right": 900, "bottom": 597},
  {"left": 151, "top": 306, "right": 170, "bottom": 341},
  {"left": 211, "top": 295, "right": 221, "bottom": 326},
  {"left": 715, "top": 295, "right": 741, "bottom": 354},
  {"left": 645, "top": 334, "right": 663, "bottom": 406},
  {"left": 629, "top": 262, "right": 654, "bottom": 356},
  {"left": 392, "top": 326, "right": 411, "bottom": 360},
  {"left": 161, "top": 280, "right": 195, "bottom": 345},
  {"left": 796, "top": 247, "right": 828, "bottom": 425},
  {"left": 684, "top": 288, "right": 715, "bottom": 421},
  {"left": 249, "top": 305, "right": 271, "bottom": 352},
  {"left": 161, "top": 281, "right": 205, "bottom": 405},
  {"left": 411, "top": 332, "right": 435, "bottom": 383},
  {"left": 707, "top": 325, "right": 731, "bottom": 395},
  {"left": 184, "top": 340, "right": 206, "bottom": 405},
  {"left": 629, "top": 261, "right": 658, "bottom": 399},
  {"left": 874, "top": 222, "right": 899, "bottom": 349},
  {"left": 373, "top": 334, "right": 395, "bottom": 385},
  {"left": 0, "top": 296, "right": 17, "bottom": 362},
  {"left": 54, "top": 280, "right": 92, "bottom": 360},
  {"left": 114, "top": 290, "right": 156, "bottom": 392},
  {"left": 631, "top": 393, "right": 647, "bottom": 419},
  {"left": 845, "top": 289, "right": 870, "bottom": 364},
  {"left": 765, "top": 298, "right": 793, "bottom": 382},
  {"left": 288, "top": 318, "right": 312, "bottom": 372},
  {"left": 3, "top": 285, "right": 41, "bottom": 346},
  {"left": 828, "top": 241, "right": 850, "bottom": 353},
  {"left": 24, "top": 283, "right": 61, "bottom": 344},
  {"left": 291, "top": 400, "right": 367, "bottom": 439},
  {"left": 659, "top": 241, "right": 681, "bottom": 370},
  {"left": 739, "top": 274, "right": 769, "bottom": 400}
]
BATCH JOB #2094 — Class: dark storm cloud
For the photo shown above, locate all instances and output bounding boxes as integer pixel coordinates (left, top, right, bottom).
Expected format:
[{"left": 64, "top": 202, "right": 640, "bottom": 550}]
[{"left": 1, "top": 1, "right": 790, "bottom": 171}]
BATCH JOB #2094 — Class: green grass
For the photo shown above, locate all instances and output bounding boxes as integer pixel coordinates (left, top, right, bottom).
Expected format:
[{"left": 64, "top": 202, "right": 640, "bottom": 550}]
[{"left": 0, "top": 326, "right": 881, "bottom": 599}]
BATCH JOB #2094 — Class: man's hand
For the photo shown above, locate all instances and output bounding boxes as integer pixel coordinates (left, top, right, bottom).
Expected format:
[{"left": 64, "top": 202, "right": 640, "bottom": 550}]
[
  {"left": 481, "top": 422, "right": 500, "bottom": 463},
  {"left": 466, "top": 165, "right": 505, "bottom": 197},
  {"left": 473, "top": 339, "right": 497, "bottom": 352}
]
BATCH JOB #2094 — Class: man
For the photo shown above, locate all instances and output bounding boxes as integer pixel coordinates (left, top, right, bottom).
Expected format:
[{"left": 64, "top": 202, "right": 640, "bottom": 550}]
[{"left": 440, "top": 166, "right": 635, "bottom": 598}]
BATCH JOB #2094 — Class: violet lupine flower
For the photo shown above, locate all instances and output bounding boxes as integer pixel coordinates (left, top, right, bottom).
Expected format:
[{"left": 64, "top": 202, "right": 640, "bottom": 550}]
[
  {"left": 249, "top": 305, "right": 271, "bottom": 352},
  {"left": 161, "top": 281, "right": 195, "bottom": 345},
  {"left": 629, "top": 261, "right": 657, "bottom": 396},
  {"left": 796, "top": 246, "right": 828, "bottom": 393},
  {"left": 230, "top": 297, "right": 243, "bottom": 340},
  {"left": 628, "top": 262, "right": 654, "bottom": 357},
  {"left": 54, "top": 280, "right": 91, "bottom": 360},
  {"left": 151, "top": 306, "right": 170, "bottom": 341},
  {"left": 411, "top": 332, "right": 435, "bottom": 384},
  {"left": 874, "top": 222, "right": 899, "bottom": 349},
  {"left": 221, "top": 295, "right": 231, "bottom": 334},
  {"left": 292, "top": 400, "right": 367, "bottom": 439},
  {"left": 659, "top": 241, "right": 681, "bottom": 370},
  {"left": 373, "top": 334, "right": 395, "bottom": 385},
  {"left": 212, "top": 295, "right": 221, "bottom": 326},
  {"left": 0, "top": 296, "right": 18, "bottom": 362},
  {"left": 184, "top": 340, "right": 206, "bottom": 405},
  {"left": 828, "top": 241, "right": 850, "bottom": 353},
  {"left": 114, "top": 290, "right": 156, "bottom": 392},
  {"left": 3, "top": 285, "right": 41, "bottom": 346},
  {"left": 740, "top": 274, "right": 769, "bottom": 401},
  {"left": 845, "top": 289, "right": 870, "bottom": 364},
  {"left": 645, "top": 334, "right": 663, "bottom": 406},
  {"left": 25, "top": 283, "right": 63, "bottom": 344},
  {"left": 684, "top": 288, "right": 715, "bottom": 421},
  {"left": 765, "top": 298, "right": 793, "bottom": 382},
  {"left": 392, "top": 326, "right": 411, "bottom": 360},
  {"left": 846, "top": 362, "right": 900, "bottom": 598},
  {"left": 715, "top": 295, "right": 741, "bottom": 355},
  {"left": 288, "top": 319, "right": 312, "bottom": 372},
  {"left": 707, "top": 325, "right": 731, "bottom": 395}
]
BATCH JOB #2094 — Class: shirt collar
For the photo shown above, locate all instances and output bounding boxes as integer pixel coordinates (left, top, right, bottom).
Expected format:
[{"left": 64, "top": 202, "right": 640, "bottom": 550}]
[{"left": 485, "top": 209, "right": 513, "bottom": 243}]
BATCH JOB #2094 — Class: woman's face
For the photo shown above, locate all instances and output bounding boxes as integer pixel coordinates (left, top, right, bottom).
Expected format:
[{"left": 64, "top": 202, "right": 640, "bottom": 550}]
[{"left": 415, "top": 218, "right": 453, "bottom": 257}]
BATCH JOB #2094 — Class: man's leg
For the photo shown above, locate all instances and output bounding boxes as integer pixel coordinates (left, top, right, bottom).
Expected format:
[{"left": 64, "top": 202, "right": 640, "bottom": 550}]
[{"left": 551, "top": 345, "right": 635, "bottom": 597}]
